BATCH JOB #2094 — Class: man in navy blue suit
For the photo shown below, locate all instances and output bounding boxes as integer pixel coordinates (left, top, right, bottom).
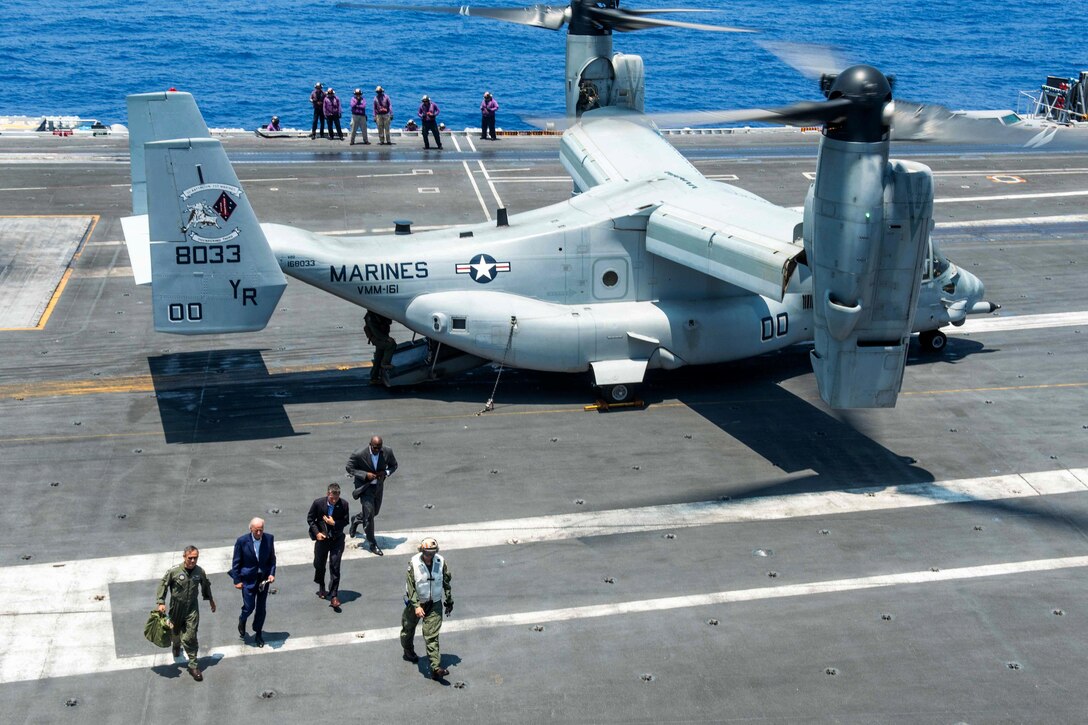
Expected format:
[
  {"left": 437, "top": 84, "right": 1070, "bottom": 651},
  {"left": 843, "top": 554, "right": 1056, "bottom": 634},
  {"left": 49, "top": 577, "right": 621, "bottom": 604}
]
[{"left": 229, "top": 517, "right": 277, "bottom": 647}]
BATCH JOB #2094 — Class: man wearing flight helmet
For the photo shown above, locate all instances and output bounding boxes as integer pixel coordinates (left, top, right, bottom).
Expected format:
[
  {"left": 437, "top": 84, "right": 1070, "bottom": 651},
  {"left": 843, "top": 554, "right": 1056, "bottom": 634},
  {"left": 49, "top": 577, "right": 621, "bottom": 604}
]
[{"left": 400, "top": 537, "right": 453, "bottom": 680}]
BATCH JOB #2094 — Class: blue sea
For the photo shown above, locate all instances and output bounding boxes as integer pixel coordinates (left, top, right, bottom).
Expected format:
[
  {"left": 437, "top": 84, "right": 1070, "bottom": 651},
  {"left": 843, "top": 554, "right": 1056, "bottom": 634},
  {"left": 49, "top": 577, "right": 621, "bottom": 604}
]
[{"left": 1, "top": 0, "right": 1085, "bottom": 131}]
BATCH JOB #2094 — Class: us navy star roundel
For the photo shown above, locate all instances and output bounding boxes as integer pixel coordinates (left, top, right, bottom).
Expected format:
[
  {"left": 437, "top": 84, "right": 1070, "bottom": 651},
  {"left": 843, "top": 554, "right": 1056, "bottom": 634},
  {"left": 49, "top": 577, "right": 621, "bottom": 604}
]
[{"left": 455, "top": 253, "right": 511, "bottom": 284}]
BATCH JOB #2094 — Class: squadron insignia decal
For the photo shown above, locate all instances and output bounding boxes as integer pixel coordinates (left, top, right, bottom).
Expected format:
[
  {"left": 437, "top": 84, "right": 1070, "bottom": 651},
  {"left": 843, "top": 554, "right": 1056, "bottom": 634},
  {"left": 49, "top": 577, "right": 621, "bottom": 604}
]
[
  {"left": 179, "top": 183, "right": 243, "bottom": 243},
  {"left": 213, "top": 191, "right": 237, "bottom": 221},
  {"left": 456, "top": 253, "right": 511, "bottom": 284}
]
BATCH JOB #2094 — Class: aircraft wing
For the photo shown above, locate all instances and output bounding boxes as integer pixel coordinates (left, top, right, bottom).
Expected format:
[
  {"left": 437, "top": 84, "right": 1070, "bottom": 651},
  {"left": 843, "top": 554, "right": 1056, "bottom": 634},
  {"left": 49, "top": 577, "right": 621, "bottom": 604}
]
[
  {"left": 560, "top": 107, "right": 704, "bottom": 189},
  {"left": 646, "top": 198, "right": 804, "bottom": 301},
  {"left": 561, "top": 106, "right": 805, "bottom": 300}
]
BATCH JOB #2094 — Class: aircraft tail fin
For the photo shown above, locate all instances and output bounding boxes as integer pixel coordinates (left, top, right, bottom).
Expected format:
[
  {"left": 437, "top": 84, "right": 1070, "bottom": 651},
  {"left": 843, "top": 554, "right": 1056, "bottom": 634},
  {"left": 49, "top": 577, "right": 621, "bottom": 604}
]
[
  {"left": 126, "top": 92, "right": 210, "bottom": 215},
  {"left": 144, "top": 136, "right": 286, "bottom": 334}
]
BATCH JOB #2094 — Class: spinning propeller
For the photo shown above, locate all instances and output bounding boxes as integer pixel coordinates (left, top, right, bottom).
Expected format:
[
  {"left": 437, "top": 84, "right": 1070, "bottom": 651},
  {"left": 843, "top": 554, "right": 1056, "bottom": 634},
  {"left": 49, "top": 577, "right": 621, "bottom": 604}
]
[
  {"left": 670, "top": 41, "right": 1088, "bottom": 151},
  {"left": 334, "top": 0, "right": 753, "bottom": 34}
]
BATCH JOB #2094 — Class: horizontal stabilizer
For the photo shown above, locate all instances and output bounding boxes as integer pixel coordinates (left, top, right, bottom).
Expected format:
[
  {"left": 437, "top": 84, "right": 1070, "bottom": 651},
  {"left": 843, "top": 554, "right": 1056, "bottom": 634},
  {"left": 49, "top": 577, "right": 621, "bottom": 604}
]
[
  {"left": 646, "top": 204, "right": 803, "bottom": 301},
  {"left": 144, "top": 137, "right": 286, "bottom": 334},
  {"left": 120, "top": 214, "right": 151, "bottom": 285}
]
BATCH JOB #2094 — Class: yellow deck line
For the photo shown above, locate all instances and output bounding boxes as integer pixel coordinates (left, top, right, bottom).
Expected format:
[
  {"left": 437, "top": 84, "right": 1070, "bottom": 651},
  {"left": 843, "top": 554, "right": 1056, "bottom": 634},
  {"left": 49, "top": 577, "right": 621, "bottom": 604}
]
[{"left": 1, "top": 361, "right": 370, "bottom": 400}]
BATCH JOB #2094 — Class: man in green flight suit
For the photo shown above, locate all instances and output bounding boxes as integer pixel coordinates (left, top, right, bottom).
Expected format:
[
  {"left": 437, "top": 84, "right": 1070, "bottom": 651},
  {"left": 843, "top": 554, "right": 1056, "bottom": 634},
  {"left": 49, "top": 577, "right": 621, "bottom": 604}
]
[
  {"left": 400, "top": 537, "right": 454, "bottom": 680},
  {"left": 364, "top": 309, "right": 396, "bottom": 384},
  {"left": 156, "top": 545, "right": 217, "bottom": 681}
]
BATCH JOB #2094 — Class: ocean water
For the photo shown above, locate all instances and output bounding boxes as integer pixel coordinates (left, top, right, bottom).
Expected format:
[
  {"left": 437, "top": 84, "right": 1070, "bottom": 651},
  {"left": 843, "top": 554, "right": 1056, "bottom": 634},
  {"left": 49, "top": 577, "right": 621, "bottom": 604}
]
[{"left": 0, "top": 0, "right": 1086, "bottom": 131}]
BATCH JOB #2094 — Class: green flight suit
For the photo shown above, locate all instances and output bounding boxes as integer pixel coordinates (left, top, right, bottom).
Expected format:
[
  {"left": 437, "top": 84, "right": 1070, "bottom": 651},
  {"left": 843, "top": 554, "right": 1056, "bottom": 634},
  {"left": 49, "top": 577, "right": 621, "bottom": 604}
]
[
  {"left": 400, "top": 554, "right": 452, "bottom": 671},
  {"left": 156, "top": 563, "right": 213, "bottom": 670},
  {"left": 364, "top": 311, "right": 396, "bottom": 381}
]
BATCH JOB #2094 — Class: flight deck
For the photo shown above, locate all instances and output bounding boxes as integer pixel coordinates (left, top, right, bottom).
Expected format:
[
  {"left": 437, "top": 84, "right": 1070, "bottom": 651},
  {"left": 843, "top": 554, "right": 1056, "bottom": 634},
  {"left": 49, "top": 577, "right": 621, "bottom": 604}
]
[{"left": 1, "top": 130, "right": 1086, "bottom": 723}]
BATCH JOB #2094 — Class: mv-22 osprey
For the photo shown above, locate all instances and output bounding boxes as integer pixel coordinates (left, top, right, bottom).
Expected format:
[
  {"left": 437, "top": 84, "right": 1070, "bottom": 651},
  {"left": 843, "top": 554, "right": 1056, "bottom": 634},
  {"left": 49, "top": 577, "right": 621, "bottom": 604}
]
[{"left": 123, "top": 3, "right": 997, "bottom": 407}]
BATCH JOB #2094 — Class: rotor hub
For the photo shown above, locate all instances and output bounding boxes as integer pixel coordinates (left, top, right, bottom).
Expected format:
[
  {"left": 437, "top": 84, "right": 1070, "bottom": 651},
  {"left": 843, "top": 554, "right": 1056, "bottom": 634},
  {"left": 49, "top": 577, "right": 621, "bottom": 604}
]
[{"left": 824, "top": 65, "right": 892, "bottom": 143}]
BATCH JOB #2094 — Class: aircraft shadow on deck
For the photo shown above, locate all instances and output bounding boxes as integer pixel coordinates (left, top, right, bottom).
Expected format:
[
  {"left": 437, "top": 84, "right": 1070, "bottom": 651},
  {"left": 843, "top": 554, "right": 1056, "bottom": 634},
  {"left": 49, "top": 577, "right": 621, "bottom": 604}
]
[
  {"left": 147, "top": 338, "right": 988, "bottom": 449},
  {"left": 146, "top": 341, "right": 1088, "bottom": 533},
  {"left": 661, "top": 337, "right": 990, "bottom": 497},
  {"left": 149, "top": 349, "right": 325, "bottom": 444}
]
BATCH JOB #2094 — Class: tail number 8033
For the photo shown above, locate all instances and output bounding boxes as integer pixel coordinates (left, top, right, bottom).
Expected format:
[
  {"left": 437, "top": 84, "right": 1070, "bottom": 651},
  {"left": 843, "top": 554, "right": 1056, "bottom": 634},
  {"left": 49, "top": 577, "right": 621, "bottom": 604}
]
[{"left": 175, "top": 244, "right": 241, "bottom": 265}]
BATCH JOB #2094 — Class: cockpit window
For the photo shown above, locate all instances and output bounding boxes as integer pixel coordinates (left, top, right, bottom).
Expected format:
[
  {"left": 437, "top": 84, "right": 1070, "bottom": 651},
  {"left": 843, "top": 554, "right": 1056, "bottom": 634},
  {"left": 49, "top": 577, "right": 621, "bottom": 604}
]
[
  {"left": 1000, "top": 113, "right": 1021, "bottom": 126},
  {"left": 932, "top": 253, "right": 948, "bottom": 276},
  {"left": 923, "top": 239, "right": 951, "bottom": 282}
]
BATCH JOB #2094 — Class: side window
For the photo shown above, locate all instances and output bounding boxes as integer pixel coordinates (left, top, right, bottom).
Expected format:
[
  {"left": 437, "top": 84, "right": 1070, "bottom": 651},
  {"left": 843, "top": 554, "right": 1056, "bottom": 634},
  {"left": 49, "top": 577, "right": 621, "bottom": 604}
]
[{"left": 761, "top": 317, "right": 773, "bottom": 341}]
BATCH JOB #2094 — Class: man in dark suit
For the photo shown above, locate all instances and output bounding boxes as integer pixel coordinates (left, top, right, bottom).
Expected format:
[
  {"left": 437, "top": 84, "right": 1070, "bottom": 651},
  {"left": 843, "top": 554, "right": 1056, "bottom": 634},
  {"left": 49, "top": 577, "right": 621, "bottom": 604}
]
[
  {"left": 229, "top": 517, "right": 277, "bottom": 647},
  {"left": 307, "top": 483, "right": 349, "bottom": 609},
  {"left": 347, "top": 435, "right": 399, "bottom": 556}
]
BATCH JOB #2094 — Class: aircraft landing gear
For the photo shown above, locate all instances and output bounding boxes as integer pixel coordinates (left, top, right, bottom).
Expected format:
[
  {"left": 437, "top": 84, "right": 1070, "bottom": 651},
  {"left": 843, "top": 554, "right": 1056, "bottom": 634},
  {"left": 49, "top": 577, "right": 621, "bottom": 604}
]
[
  {"left": 603, "top": 383, "right": 632, "bottom": 403},
  {"left": 918, "top": 329, "right": 947, "bottom": 353}
]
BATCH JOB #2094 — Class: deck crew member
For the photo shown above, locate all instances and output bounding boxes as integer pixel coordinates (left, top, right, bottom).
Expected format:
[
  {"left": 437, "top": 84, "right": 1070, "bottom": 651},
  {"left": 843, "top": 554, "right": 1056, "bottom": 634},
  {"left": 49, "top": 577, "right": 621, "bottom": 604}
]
[
  {"left": 350, "top": 88, "right": 370, "bottom": 145},
  {"left": 373, "top": 86, "right": 393, "bottom": 145},
  {"left": 480, "top": 91, "right": 499, "bottom": 140},
  {"left": 400, "top": 538, "right": 453, "bottom": 680},
  {"left": 310, "top": 82, "right": 327, "bottom": 139},
  {"left": 417, "top": 95, "right": 442, "bottom": 149},
  {"left": 323, "top": 88, "right": 344, "bottom": 140},
  {"left": 364, "top": 309, "right": 396, "bottom": 383}
]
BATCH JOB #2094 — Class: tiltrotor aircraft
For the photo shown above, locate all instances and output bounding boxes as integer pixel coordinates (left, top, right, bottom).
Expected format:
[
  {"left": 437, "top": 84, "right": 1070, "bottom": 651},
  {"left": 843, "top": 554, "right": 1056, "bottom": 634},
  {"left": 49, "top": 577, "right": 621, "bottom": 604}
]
[{"left": 123, "top": 3, "right": 1000, "bottom": 408}]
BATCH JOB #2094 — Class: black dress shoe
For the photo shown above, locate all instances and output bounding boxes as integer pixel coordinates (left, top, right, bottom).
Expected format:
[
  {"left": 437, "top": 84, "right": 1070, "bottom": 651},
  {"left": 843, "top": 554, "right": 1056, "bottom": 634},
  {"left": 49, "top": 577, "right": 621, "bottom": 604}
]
[
  {"left": 255, "top": 632, "right": 265, "bottom": 648},
  {"left": 237, "top": 621, "right": 246, "bottom": 639},
  {"left": 189, "top": 667, "right": 203, "bottom": 682},
  {"left": 317, "top": 589, "right": 327, "bottom": 599},
  {"left": 403, "top": 650, "right": 419, "bottom": 663},
  {"left": 368, "top": 540, "right": 384, "bottom": 556},
  {"left": 349, "top": 521, "right": 359, "bottom": 538},
  {"left": 431, "top": 666, "right": 449, "bottom": 680},
  {"left": 172, "top": 642, "right": 181, "bottom": 658}
]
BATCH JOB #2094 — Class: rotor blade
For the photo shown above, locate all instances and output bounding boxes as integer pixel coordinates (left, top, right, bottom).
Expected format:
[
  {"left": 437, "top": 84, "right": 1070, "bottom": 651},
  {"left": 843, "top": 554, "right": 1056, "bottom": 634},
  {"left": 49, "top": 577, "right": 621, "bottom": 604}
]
[
  {"left": 524, "top": 97, "right": 854, "bottom": 132},
  {"left": 759, "top": 40, "right": 850, "bottom": 80},
  {"left": 890, "top": 100, "right": 1088, "bottom": 150},
  {"left": 335, "top": 3, "right": 569, "bottom": 30},
  {"left": 585, "top": 7, "right": 754, "bottom": 33},
  {"left": 620, "top": 8, "right": 719, "bottom": 15},
  {"left": 647, "top": 97, "right": 855, "bottom": 129}
]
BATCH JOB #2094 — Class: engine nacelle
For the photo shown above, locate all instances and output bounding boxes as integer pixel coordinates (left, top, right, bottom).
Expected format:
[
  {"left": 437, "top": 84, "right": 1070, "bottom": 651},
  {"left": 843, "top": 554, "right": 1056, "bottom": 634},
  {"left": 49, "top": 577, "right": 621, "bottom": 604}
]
[{"left": 804, "top": 136, "right": 933, "bottom": 408}]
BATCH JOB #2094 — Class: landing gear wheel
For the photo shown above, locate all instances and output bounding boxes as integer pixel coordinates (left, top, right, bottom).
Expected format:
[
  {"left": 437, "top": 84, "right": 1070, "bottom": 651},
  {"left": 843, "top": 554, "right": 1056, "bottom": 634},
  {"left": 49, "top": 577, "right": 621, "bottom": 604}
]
[
  {"left": 919, "top": 329, "right": 947, "bottom": 353},
  {"left": 605, "top": 384, "right": 631, "bottom": 403}
]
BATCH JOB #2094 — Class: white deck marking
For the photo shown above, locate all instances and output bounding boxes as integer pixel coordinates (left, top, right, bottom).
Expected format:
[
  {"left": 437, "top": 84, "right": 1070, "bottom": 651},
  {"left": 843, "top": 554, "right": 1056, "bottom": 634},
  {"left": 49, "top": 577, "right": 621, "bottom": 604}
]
[
  {"left": 488, "top": 176, "right": 569, "bottom": 182},
  {"left": 14, "top": 556, "right": 1088, "bottom": 681},
  {"left": 238, "top": 177, "right": 299, "bottom": 183},
  {"left": 354, "top": 169, "right": 433, "bottom": 179},
  {"left": 0, "top": 467, "right": 1085, "bottom": 683},
  {"left": 935, "top": 189, "right": 1088, "bottom": 203},
  {"left": 461, "top": 160, "right": 491, "bottom": 221},
  {"left": 464, "top": 135, "right": 477, "bottom": 153},
  {"left": 950, "top": 311, "right": 1088, "bottom": 335},
  {"left": 450, "top": 134, "right": 463, "bottom": 153},
  {"left": 936, "top": 213, "right": 1088, "bottom": 228},
  {"left": 477, "top": 160, "right": 505, "bottom": 210},
  {"left": 931, "top": 167, "right": 1088, "bottom": 177}
]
